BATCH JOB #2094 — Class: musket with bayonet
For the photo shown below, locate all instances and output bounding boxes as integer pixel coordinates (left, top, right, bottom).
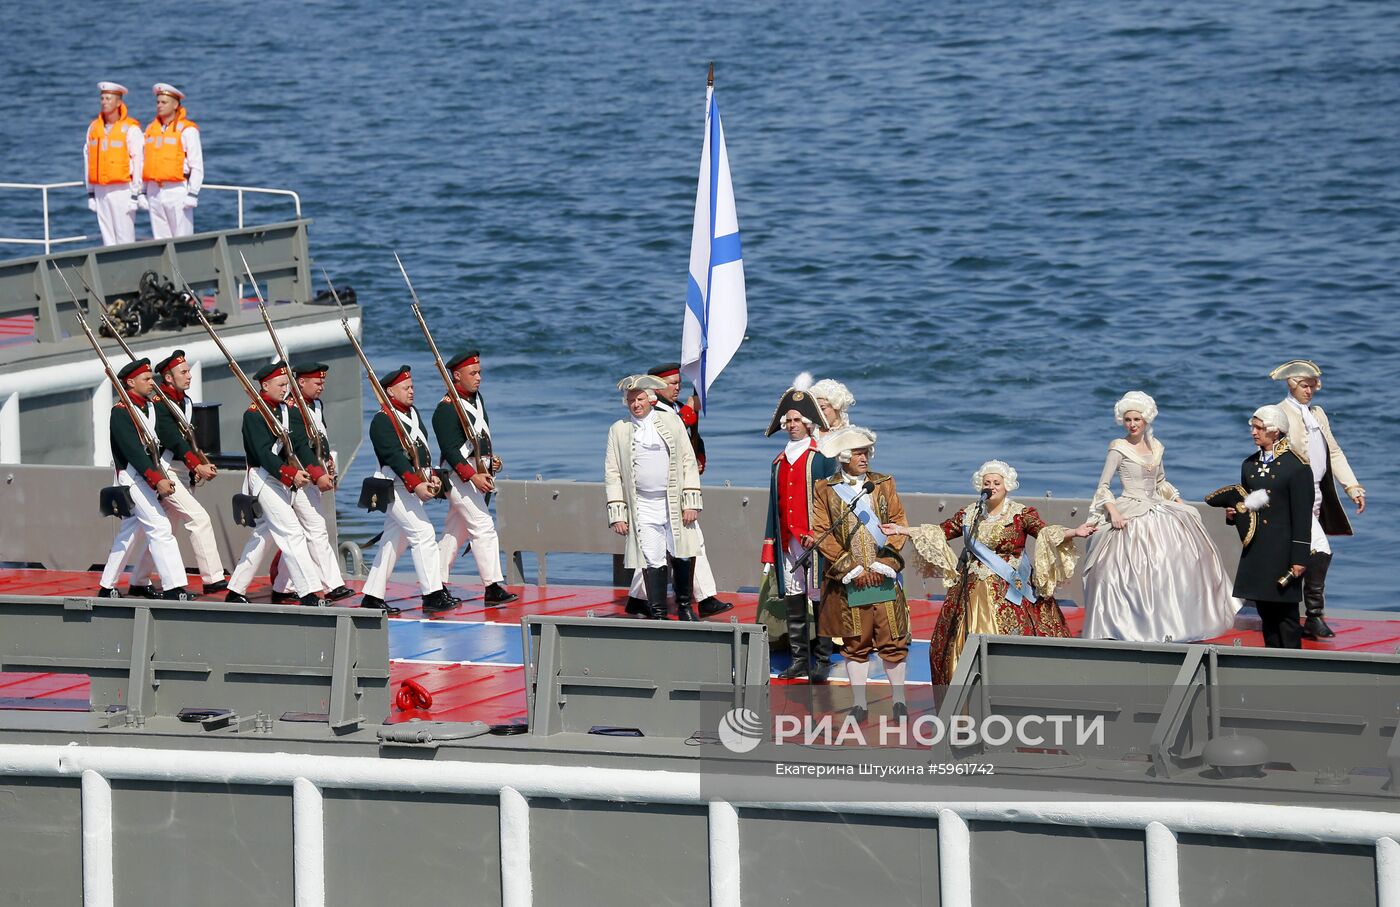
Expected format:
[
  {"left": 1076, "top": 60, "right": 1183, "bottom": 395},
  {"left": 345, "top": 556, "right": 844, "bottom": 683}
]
[
  {"left": 171, "top": 264, "right": 305, "bottom": 476},
  {"left": 321, "top": 268, "right": 436, "bottom": 491},
  {"left": 394, "top": 252, "right": 493, "bottom": 483},
  {"left": 239, "top": 252, "right": 335, "bottom": 485},
  {"left": 61, "top": 267, "right": 215, "bottom": 482},
  {"left": 54, "top": 263, "right": 169, "bottom": 494}
]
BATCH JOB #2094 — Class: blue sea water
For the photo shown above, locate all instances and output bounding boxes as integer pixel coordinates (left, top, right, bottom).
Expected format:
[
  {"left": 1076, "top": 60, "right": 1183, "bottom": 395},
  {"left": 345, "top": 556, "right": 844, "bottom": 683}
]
[{"left": 2, "top": 0, "right": 1397, "bottom": 607}]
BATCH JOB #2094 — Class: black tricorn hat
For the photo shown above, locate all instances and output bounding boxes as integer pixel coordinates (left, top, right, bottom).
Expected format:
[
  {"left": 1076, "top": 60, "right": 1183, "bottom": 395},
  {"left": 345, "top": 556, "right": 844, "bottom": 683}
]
[
  {"left": 1204, "top": 484, "right": 1257, "bottom": 549},
  {"left": 765, "top": 384, "right": 829, "bottom": 437}
]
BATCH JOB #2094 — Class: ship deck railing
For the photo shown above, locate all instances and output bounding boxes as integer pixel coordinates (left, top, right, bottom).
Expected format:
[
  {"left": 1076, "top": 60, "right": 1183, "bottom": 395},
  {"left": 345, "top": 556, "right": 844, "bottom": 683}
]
[{"left": 0, "top": 180, "right": 303, "bottom": 255}]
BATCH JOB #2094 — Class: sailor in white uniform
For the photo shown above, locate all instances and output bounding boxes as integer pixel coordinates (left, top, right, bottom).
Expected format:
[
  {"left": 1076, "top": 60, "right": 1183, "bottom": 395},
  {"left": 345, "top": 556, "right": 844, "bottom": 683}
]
[
  {"left": 83, "top": 81, "right": 144, "bottom": 246},
  {"left": 360, "top": 366, "right": 451, "bottom": 613},
  {"left": 142, "top": 83, "right": 203, "bottom": 239}
]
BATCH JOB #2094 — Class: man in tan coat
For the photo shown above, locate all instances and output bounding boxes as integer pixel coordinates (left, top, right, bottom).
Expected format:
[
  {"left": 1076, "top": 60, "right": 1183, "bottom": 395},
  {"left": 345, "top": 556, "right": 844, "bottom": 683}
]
[
  {"left": 1272, "top": 359, "right": 1365, "bottom": 639},
  {"left": 811, "top": 427, "right": 909, "bottom": 721},
  {"left": 605, "top": 375, "right": 703, "bottom": 620}
]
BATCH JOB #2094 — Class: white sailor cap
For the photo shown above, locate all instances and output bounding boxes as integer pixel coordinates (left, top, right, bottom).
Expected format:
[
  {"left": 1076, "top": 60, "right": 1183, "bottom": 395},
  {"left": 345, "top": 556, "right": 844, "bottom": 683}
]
[
  {"left": 152, "top": 82, "right": 185, "bottom": 100},
  {"left": 97, "top": 81, "right": 128, "bottom": 95}
]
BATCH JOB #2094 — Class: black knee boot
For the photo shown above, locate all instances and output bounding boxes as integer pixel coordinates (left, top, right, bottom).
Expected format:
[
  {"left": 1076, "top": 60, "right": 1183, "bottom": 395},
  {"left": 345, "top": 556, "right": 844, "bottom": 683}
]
[
  {"left": 671, "top": 557, "right": 698, "bottom": 621},
  {"left": 810, "top": 633, "right": 833, "bottom": 683},
  {"left": 1302, "top": 551, "right": 1335, "bottom": 639},
  {"left": 642, "top": 566, "right": 670, "bottom": 620},
  {"left": 777, "top": 595, "right": 811, "bottom": 679}
]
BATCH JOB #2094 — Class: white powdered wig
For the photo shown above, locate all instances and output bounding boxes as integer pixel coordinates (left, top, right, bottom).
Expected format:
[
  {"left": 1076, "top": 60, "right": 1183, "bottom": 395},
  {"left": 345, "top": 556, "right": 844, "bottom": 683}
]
[
  {"left": 810, "top": 378, "right": 855, "bottom": 415},
  {"left": 1114, "top": 390, "right": 1158, "bottom": 425},
  {"left": 1252, "top": 404, "right": 1288, "bottom": 434},
  {"left": 972, "top": 459, "right": 1020, "bottom": 493},
  {"left": 1243, "top": 489, "right": 1270, "bottom": 512},
  {"left": 793, "top": 371, "right": 813, "bottom": 393}
]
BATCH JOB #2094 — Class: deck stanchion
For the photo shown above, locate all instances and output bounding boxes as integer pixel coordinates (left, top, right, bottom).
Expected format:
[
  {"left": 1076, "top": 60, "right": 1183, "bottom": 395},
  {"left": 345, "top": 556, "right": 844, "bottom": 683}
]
[
  {"left": 938, "top": 808, "right": 972, "bottom": 907},
  {"left": 500, "top": 785, "right": 532, "bottom": 907},
  {"left": 708, "top": 800, "right": 741, "bottom": 906},
  {"left": 293, "top": 778, "right": 326, "bottom": 907},
  {"left": 1146, "top": 821, "right": 1181, "bottom": 907},
  {"left": 80, "top": 769, "right": 114, "bottom": 907},
  {"left": 1378, "top": 837, "right": 1400, "bottom": 906}
]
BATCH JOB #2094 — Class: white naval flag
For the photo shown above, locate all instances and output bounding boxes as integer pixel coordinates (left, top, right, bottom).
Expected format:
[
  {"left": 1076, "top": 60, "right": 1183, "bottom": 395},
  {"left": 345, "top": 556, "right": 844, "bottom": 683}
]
[{"left": 680, "top": 76, "right": 746, "bottom": 414}]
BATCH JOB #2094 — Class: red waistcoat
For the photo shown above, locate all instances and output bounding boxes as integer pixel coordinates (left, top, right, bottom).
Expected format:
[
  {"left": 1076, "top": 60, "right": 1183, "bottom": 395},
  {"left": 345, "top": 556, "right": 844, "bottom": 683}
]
[{"left": 777, "top": 445, "right": 814, "bottom": 545}]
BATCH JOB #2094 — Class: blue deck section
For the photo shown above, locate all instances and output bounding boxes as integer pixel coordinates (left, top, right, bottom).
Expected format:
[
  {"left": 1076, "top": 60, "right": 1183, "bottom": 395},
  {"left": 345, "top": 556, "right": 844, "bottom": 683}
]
[{"left": 386, "top": 619, "right": 936, "bottom": 682}]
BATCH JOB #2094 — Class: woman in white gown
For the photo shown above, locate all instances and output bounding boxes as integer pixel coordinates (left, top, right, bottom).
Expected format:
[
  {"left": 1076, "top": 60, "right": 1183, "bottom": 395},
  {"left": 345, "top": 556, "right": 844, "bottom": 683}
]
[{"left": 1082, "top": 391, "right": 1241, "bottom": 642}]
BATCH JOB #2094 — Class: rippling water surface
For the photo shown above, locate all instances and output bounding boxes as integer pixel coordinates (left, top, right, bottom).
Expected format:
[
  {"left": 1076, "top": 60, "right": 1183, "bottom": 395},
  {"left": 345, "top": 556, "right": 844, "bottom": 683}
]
[{"left": 3, "top": 0, "right": 1396, "bottom": 606}]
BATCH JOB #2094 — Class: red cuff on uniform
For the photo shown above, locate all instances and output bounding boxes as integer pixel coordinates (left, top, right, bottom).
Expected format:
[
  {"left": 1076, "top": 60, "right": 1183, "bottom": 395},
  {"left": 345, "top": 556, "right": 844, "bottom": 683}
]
[
  {"left": 761, "top": 539, "right": 775, "bottom": 565},
  {"left": 678, "top": 405, "right": 699, "bottom": 427},
  {"left": 278, "top": 465, "right": 299, "bottom": 487},
  {"left": 143, "top": 468, "right": 165, "bottom": 489},
  {"left": 182, "top": 451, "right": 202, "bottom": 470},
  {"left": 455, "top": 462, "right": 476, "bottom": 482},
  {"left": 402, "top": 470, "right": 422, "bottom": 491},
  {"left": 308, "top": 465, "right": 327, "bottom": 482}
]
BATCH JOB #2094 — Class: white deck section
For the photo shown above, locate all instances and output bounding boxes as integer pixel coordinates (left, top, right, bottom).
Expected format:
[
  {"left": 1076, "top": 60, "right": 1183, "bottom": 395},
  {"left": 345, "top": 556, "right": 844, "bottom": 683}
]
[{"left": 3, "top": 742, "right": 1399, "bottom": 906}]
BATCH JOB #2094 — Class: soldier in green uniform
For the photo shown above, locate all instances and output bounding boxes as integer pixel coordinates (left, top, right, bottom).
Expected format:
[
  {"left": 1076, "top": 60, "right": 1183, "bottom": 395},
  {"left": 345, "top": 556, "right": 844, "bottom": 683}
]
[
  {"left": 96, "top": 358, "right": 194, "bottom": 599},
  {"left": 361, "top": 365, "right": 452, "bottom": 613},
  {"left": 125, "top": 350, "right": 226, "bottom": 596},
  {"left": 433, "top": 349, "right": 517, "bottom": 605},
  {"left": 224, "top": 361, "right": 327, "bottom": 607}
]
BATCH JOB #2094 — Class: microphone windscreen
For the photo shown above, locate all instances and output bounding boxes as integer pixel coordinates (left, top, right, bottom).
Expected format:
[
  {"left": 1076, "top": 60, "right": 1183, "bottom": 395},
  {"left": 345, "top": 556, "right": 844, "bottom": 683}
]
[{"left": 863, "top": 481, "right": 875, "bottom": 494}]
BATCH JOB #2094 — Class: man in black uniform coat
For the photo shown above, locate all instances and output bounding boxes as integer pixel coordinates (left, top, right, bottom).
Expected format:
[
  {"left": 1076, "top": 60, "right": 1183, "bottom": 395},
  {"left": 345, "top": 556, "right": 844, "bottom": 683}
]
[{"left": 1212, "top": 405, "right": 1313, "bottom": 648}]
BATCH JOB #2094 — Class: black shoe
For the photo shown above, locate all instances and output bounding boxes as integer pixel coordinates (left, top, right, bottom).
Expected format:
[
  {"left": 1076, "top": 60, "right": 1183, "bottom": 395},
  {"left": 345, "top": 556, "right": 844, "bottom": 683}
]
[
  {"left": 299, "top": 593, "right": 330, "bottom": 607},
  {"left": 698, "top": 596, "right": 734, "bottom": 617},
  {"left": 97, "top": 586, "right": 121, "bottom": 598},
  {"left": 161, "top": 587, "right": 194, "bottom": 601},
  {"left": 1303, "top": 616, "right": 1336, "bottom": 639},
  {"left": 483, "top": 582, "right": 519, "bottom": 605},
  {"left": 777, "top": 661, "right": 809, "bottom": 680},
  {"left": 892, "top": 702, "right": 909, "bottom": 720},
  {"left": 422, "top": 590, "right": 455, "bottom": 613},
  {"left": 360, "top": 594, "right": 400, "bottom": 613},
  {"left": 269, "top": 590, "right": 298, "bottom": 604},
  {"left": 203, "top": 579, "right": 229, "bottom": 594},
  {"left": 326, "top": 586, "right": 355, "bottom": 601},
  {"left": 624, "top": 596, "right": 649, "bottom": 616},
  {"left": 127, "top": 583, "right": 157, "bottom": 599},
  {"left": 224, "top": 590, "right": 250, "bottom": 604}
]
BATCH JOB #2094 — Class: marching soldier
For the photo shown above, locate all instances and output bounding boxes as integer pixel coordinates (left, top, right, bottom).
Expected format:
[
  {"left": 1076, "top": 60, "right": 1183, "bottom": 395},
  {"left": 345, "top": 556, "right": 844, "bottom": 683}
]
[
  {"left": 125, "top": 350, "right": 227, "bottom": 595},
  {"left": 621, "top": 363, "right": 732, "bottom": 617},
  {"left": 360, "top": 366, "right": 453, "bottom": 614},
  {"left": 760, "top": 376, "right": 838, "bottom": 681},
  {"left": 433, "top": 349, "right": 518, "bottom": 605},
  {"left": 269, "top": 362, "right": 354, "bottom": 602},
  {"left": 1271, "top": 359, "right": 1365, "bottom": 639},
  {"left": 84, "top": 81, "right": 143, "bottom": 246},
  {"left": 223, "top": 362, "right": 327, "bottom": 606},
  {"left": 142, "top": 82, "right": 203, "bottom": 239},
  {"left": 96, "top": 358, "right": 193, "bottom": 599}
]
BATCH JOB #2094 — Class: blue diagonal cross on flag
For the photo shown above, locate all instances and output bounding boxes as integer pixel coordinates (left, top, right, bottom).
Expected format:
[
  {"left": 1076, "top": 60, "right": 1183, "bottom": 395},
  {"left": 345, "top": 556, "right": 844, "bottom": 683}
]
[{"left": 681, "top": 73, "right": 747, "bottom": 414}]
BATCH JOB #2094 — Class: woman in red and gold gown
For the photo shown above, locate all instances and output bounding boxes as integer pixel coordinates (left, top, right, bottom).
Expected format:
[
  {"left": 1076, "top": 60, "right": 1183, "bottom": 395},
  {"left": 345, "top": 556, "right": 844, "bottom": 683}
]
[{"left": 883, "top": 460, "right": 1095, "bottom": 686}]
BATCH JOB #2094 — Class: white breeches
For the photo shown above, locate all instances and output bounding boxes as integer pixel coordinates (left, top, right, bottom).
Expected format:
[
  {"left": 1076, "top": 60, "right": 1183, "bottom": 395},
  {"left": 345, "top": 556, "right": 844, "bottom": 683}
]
[
  {"left": 94, "top": 184, "right": 136, "bottom": 246},
  {"left": 227, "top": 470, "right": 318, "bottom": 598},
  {"left": 128, "top": 464, "right": 225, "bottom": 585},
  {"left": 780, "top": 537, "right": 814, "bottom": 599},
  {"left": 629, "top": 522, "right": 717, "bottom": 596},
  {"left": 439, "top": 473, "right": 503, "bottom": 585},
  {"left": 272, "top": 484, "right": 344, "bottom": 593},
  {"left": 362, "top": 485, "right": 443, "bottom": 598},
  {"left": 100, "top": 466, "right": 185, "bottom": 590},
  {"left": 145, "top": 181, "right": 194, "bottom": 239}
]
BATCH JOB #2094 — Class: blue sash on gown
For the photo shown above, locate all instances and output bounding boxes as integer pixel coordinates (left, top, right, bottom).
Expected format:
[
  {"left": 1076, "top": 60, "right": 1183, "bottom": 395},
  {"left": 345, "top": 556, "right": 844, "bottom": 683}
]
[{"left": 963, "top": 509, "right": 1035, "bottom": 607}]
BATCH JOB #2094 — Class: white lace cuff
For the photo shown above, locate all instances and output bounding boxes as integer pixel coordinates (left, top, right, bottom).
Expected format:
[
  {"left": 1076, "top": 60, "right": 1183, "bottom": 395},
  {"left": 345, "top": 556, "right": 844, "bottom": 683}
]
[{"left": 842, "top": 565, "right": 866, "bottom": 583}]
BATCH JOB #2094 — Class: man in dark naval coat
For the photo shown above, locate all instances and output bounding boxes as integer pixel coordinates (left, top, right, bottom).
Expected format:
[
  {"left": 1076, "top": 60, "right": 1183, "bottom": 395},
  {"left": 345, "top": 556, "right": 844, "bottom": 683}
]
[{"left": 1211, "top": 404, "right": 1313, "bottom": 648}]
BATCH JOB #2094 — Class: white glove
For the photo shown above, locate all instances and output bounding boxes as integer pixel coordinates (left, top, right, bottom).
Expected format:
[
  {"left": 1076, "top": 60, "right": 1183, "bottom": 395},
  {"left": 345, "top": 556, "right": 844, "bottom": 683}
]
[
  {"left": 869, "top": 562, "right": 897, "bottom": 579},
  {"left": 762, "top": 563, "right": 772, "bottom": 576},
  {"left": 87, "top": 195, "right": 97, "bottom": 213},
  {"left": 1242, "top": 489, "right": 1270, "bottom": 512},
  {"left": 841, "top": 565, "right": 866, "bottom": 583},
  {"left": 136, "top": 193, "right": 150, "bottom": 212},
  {"left": 182, "top": 192, "right": 199, "bottom": 210}
]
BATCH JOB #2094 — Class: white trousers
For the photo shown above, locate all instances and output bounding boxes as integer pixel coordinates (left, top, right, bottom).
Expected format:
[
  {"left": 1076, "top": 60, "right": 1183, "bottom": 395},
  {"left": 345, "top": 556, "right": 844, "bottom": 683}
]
[
  {"left": 628, "top": 523, "right": 718, "bottom": 597},
  {"left": 128, "top": 463, "right": 226, "bottom": 585},
  {"left": 146, "top": 181, "right": 194, "bottom": 239},
  {"left": 780, "top": 537, "right": 814, "bottom": 599},
  {"left": 94, "top": 184, "right": 136, "bottom": 246},
  {"left": 439, "top": 473, "right": 503, "bottom": 585},
  {"left": 271, "top": 485, "right": 343, "bottom": 593},
  {"left": 227, "top": 471, "right": 318, "bottom": 598},
  {"left": 362, "top": 485, "right": 443, "bottom": 598},
  {"left": 99, "top": 466, "right": 186, "bottom": 590}
]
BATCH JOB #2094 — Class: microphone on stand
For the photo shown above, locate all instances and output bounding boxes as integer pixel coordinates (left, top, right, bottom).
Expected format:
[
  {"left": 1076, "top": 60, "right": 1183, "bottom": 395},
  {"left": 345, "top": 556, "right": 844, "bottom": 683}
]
[{"left": 796, "top": 479, "right": 877, "bottom": 570}]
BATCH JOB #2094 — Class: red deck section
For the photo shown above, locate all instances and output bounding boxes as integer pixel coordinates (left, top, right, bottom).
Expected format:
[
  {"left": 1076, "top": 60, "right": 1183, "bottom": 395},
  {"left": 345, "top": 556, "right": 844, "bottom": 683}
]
[{"left": 5, "top": 567, "right": 1400, "bottom": 725}]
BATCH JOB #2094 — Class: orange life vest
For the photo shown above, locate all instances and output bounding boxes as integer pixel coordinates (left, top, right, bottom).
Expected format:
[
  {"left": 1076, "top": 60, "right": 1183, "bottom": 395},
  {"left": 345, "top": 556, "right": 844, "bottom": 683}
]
[
  {"left": 142, "top": 109, "right": 198, "bottom": 183},
  {"left": 86, "top": 104, "right": 141, "bottom": 186}
]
